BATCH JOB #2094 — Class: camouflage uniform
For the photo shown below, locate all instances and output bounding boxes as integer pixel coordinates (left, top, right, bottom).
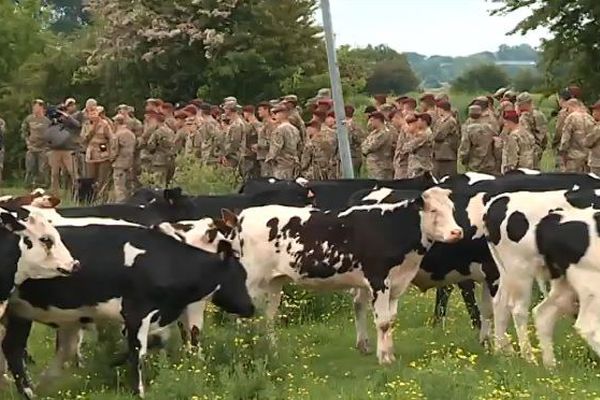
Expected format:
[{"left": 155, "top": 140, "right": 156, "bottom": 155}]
[
  {"left": 21, "top": 114, "right": 51, "bottom": 187},
  {"left": 139, "top": 118, "right": 155, "bottom": 173},
  {"left": 501, "top": 127, "right": 535, "bottom": 173},
  {"left": 257, "top": 119, "right": 274, "bottom": 176},
  {"left": 223, "top": 116, "right": 244, "bottom": 169},
  {"left": 553, "top": 108, "right": 568, "bottom": 171},
  {"left": 361, "top": 127, "right": 393, "bottom": 180},
  {"left": 403, "top": 128, "right": 434, "bottom": 178},
  {"left": 266, "top": 121, "right": 301, "bottom": 179},
  {"left": 111, "top": 125, "right": 136, "bottom": 202},
  {"left": 393, "top": 127, "right": 409, "bottom": 179},
  {"left": 240, "top": 119, "right": 260, "bottom": 180},
  {"left": 519, "top": 110, "right": 548, "bottom": 169},
  {"left": 197, "top": 115, "right": 223, "bottom": 165},
  {"left": 432, "top": 113, "right": 459, "bottom": 178},
  {"left": 458, "top": 120, "right": 497, "bottom": 174},
  {"left": 481, "top": 111, "right": 500, "bottom": 134},
  {"left": 0, "top": 117, "right": 5, "bottom": 183},
  {"left": 83, "top": 118, "right": 114, "bottom": 193},
  {"left": 347, "top": 119, "right": 366, "bottom": 175},
  {"left": 127, "top": 117, "right": 144, "bottom": 189},
  {"left": 559, "top": 111, "right": 595, "bottom": 173},
  {"left": 147, "top": 123, "right": 175, "bottom": 187},
  {"left": 288, "top": 110, "right": 307, "bottom": 148},
  {"left": 584, "top": 122, "right": 600, "bottom": 175},
  {"left": 301, "top": 128, "right": 338, "bottom": 180}
]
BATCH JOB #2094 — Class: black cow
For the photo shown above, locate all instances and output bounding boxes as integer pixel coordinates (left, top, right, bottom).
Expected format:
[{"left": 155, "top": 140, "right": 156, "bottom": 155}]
[{"left": 3, "top": 222, "right": 254, "bottom": 399}]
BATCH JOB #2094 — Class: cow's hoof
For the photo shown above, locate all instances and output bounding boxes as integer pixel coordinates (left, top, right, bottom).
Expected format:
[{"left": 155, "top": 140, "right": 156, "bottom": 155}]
[
  {"left": 378, "top": 351, "right": 395, "bottom": 365},
  {"left": 356, "top": 339, "right": 371, "bottom": 355},
  {"left": 542, "top": 357, "right": 557, "bottom": 369},
  {"left": 22, "top": 387, "right": 36, "bottom": 400}
]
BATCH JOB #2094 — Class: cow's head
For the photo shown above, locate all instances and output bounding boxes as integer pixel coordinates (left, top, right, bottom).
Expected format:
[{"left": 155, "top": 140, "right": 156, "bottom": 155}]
[
  {"left": 156, "top": 218, "right": 227, "bottom": 253},
  {"left": 211, "top": 240, "right": 255, "bottom": 318},
  {"left": 0, "top": 209, "right": 80, "bottom": 284},
  {"left": 416, "top": 187, "right": 463, "bottom": 244}
]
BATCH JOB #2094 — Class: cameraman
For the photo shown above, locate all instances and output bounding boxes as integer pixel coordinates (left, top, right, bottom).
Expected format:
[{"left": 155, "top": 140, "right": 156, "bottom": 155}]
[{"left": 46, "top": 98, "right": 81, "bottom": 192}]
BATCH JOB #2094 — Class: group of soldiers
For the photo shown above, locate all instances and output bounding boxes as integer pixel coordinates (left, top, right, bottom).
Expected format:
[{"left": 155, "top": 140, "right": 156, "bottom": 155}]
[{"left": 4, "top": 84, "right": 600, "bottom": 201}]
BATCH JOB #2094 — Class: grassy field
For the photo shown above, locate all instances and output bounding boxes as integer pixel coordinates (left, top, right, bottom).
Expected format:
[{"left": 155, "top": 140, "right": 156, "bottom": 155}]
[{"left": 1, "top": 289, "right": 600, "bottom": 400}]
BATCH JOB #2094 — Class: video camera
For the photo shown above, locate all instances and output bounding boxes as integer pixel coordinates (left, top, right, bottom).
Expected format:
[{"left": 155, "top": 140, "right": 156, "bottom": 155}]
[{"left": 46, "top": 104, "right": 66, "bottom": 121}]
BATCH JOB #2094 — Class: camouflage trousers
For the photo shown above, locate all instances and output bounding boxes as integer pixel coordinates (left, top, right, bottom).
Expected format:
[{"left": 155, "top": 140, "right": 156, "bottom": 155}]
[
  {"left": 590, "top": 166, "right": 600, "bottom": 176},
  {"left": 0, "top": 148, "right": 4, "bottom": 184},
  {"left": 407, "top": 166, "right": 432, "bottom": 179},
  {"left": 433, "top": 160, "right": 457, "bottom": 180},
  {"left": 562, "top": 158, "right": 587, "bottom": 173},
  {"left": 352, "top": 157, "right": 362, "bottom": 178},
  {"left": 271, "top": 163, "right": 297, "bottom": 180},
  {"left": 25, "top": 150, "right": 48, "bottom": 187},
  {"left": 367, "top": 167, "right": 393, "bottom": 180},
  {"left": 258, "top": 160, "right": 271, "bottom": 177},
  {"left": 113, "top": 168, "right": 131, "bottom": 202},
  {"left": 240, "top": 157, "right": 260, "bottom": 181},
  {"left": 151, "top": 165, "right": 170, "bottom": 188},
  {"left": 533, "top": 147, "right": 544, "bottom": 169},
  {"left": 48, "top": 150, "right": 78, "bottom": 193}
]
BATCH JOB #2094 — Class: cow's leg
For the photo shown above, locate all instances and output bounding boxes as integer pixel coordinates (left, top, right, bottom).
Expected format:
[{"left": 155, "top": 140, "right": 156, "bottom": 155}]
[
  {"left": 263, "top": 278, "right": 285, "bottom": 342},
  {"left": 432, "top": 286, "right": 453, "bottom": 327},
  {"left": 458, "top": 280, "right": 481, "bottom": 330},
  {"left": 179, "top": 300, "right": 207, "bottom": 354},
  {"left": 567, "top": 268, "right": 600, "bottom": 359},
  {"left": 2, "top": 315, "right": 34, "bottom": 399},
  {"left": 352, "top": 288, "right": 371, "bottom": 354},
  {"left": 40, "top": 324, "right": 81, "bottom": 382},
  {"left": 507, "top": 275, "right": 535, "bottom": 362},
  {"left": 476, "top": 283, "right": 493, "bottom": 346},
  {"left": 533, "top": 277, "right": 577, "bottom": 367},
  {"left": 123, "top": 306, "right": 157, "bottom": 398},
  {"left": 492, "top": 277, "right": 514, "bottom": 354}
]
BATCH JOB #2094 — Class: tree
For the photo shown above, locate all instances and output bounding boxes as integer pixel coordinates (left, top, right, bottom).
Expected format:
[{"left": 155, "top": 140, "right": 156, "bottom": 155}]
[
  {"left": 491, "top": 0, "right": 600, "bottom": 99},
  {"left": 512, "top": 68, "right": 543, "bottom": 92},
  {"left": 366, "top": 57, "right": 420, "bottom": 95},
  {"left": 452, "top": 63, "right": 510, "bottom": 93}
]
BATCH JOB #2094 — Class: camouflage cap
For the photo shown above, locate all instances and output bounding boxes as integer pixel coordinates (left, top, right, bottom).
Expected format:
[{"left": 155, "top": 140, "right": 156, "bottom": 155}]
[
  {"left": 223, "top": 96, "right": 238, "bottom": 104},
  {"left": 419, "top": 93, "right": 436, "bottom": 102},
  {"left": 96, "top": 105, "right": 105, "bottom": 114},
  {"left": 116, "top": 104, "right": 129, "bottom": 112},
  {"left": 282, "top": 94, "right": 298, "bottom": 103},
  {"left": 379, "top": 103, "right": 396, "bottom": 112},
  {"left": 64, "top": 98, "right": 76, "bottom": 106},
  {"left": 494, "top": 87, "right": 508, "bottom": 98},
  {"left": 33, "top": 98, "right": 45, "bottom": 106},
  {"left": 316, "top": 88, "right": 331, "bottom": 98},
  {"left": 222, "top": 101, "right": 241, "bottom": 111},
  {"left": 271, "top": 103, "right": 289, "bottom": 113},
  {"left": 516, "top": 91, "right": 533, "bottom": 104},
  {"left": 468, "top": 105, "right": 482, "bottom": 115},
  {"left": 504, "top": 90, "right": 517, "bottom": 99},
  {"left": 269, "top": 99, "right": 280, "bottom": 107}
]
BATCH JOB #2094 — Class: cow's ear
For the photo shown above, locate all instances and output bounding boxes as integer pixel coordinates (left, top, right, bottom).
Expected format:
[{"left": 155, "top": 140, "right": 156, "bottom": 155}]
[
  {"left": 412, "top": 196, "right": 425, "bottom": 211},
  {"left": 213, "top": 218, "right": 232, "bottom": 234},
  {"left": 0, "top": 212, "right": 26, "bottom": 232},
  {"left": 220, "top": 208, "right": 238, "bottom": 228},
  {"left": 216, "top": 240, "right": 234, "bottom": 261},
  {"left": 163, "top": 187, "right": 183, "bottom": 203}
]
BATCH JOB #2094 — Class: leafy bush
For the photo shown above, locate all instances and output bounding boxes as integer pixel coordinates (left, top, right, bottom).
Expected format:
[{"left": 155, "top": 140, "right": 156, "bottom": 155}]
[{"left": 452, "top": 63, "right": 510, "bottom": 93}]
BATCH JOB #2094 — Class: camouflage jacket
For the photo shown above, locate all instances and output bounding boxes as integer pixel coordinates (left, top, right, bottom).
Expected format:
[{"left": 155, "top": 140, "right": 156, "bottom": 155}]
[
  {"left": 458, "top": 120, "right": 497, "bottom": 174},
  {"left": 501, "top": 127, "right": 535, "bottom": 173},
  {"left": 553, "top": 108, "right": 568, "bottom": 150},
  {"left": 222, "top": 117, "right": 244, "bottom": 166},
  {"left": 241, "top": 120, "right": 259, "bottom": 159},
  {"left": 347, "top": 119, "right": 366, "bottom": 163},
  {"left": 257, "top": 119, "right": 275, "bottom": 161},
  {"left": 111, "top": 126, "right": 136, "bottom": 169},
  {"left": 84, "top": 119, "right": 114, "bottom": 163},
  {"left": 266, "top": 121, "right": 301, "bottom": 169},
  {"left": 519, "top": 109, "right": 548, "bottom": 151},
  {"left": 21, "top": 114, "right": 51, "bottom": 152},
  {"left": 0, "top": 118, "right": 5, "bottom": 150},
  {"left": 559, "top": 111, "right": 595, "bottom": 161},
  {"left": 301, "top": 129, "right": 338, "bottom": 180},
  {"left": 361, "top": 127, "right": 393, "bottom": 177},
  {"left": 403, "top": 128, "right": 433, "bottom": 177},
  {"left": 147, "top": 124, "right": 175, "bottom": 167},
  {"left": 584, "top": 122, "right": 600, "bottom": 168},
  {"left": 195, "top": 117, "right": 222, "bottom": 162},
  {"left": 432, "top": 114, "right": 459, "bottom": 161}
]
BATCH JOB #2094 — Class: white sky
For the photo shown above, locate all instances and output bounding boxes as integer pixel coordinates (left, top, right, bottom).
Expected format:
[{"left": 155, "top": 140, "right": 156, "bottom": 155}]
[{"left": 324, "top": 0, "right": 548, "bottom": 56}]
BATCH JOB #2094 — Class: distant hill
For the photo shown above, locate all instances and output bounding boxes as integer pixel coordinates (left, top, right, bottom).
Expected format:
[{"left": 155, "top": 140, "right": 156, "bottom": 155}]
[{"left": 406, "top": 44, "right": 539, "bottom": 87}]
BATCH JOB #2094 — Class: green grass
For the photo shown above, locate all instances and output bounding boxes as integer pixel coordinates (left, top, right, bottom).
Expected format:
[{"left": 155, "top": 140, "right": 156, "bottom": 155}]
[{"left": 1, "top": 289, "right": 599, "bottom": 399}]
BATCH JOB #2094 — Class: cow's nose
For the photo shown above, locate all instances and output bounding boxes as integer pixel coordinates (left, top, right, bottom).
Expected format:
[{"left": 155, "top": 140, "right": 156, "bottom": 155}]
[
  {"left": 71, "top": 260, "right": 81, "bottom": 273},
  {"left": 449, "top": 228, "right": 463, "bottom": 241}
]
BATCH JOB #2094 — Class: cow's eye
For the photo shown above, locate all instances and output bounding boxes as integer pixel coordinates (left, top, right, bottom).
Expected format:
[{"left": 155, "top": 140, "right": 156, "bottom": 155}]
[
  {"left": 23, "top": 237, "right": 33, "bottom": 249},
  {"left": 39, "top": 235, "right": 54, "bottom": 248}
]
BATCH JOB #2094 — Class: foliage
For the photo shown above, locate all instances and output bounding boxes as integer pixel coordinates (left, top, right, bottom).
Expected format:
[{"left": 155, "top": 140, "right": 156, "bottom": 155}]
[
  {"left": 169, "top": 155, "right": 240, "bottom": 195},
  {"left": 512, "top": 68, "right": 544, "bottom": 92},
  {"left": 491, "top": 0, "right": 600, "bottom": 100},
  {"left": 366, "top": 57, "right": 420, "bottom": 95},
  {"left": 451, "top": 63, "right": 510, "bottom": 93}
]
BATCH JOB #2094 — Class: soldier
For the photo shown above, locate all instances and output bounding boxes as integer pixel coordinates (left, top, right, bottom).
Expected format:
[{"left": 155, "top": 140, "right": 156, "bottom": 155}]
[
  {"left": 432, "top": 100, "right": 459, "bottom": 178},
  {"left": 110, "top": 114, "right": 136, "bottom": 202},
  {"left": 585, "top": 100, "right": 600, "bottom": 175},
  {"left": 419, "top": 93, "right": 438, "bottom": 128},
  {"left": 0, "top": 114, "right": 5, "bottom": 184},
  {"left": 282, "top": 95, "right": 306, "bottom": 145},
  {"left": 197, "top": 103, "right": 223, "bottom": 165},
  {"left": 62, "top": 98, "right": 85, "bottom": 180},
  {"left": 458, "top": 105, "right": 497, "bottom": 175},
  {"left": 265, "top": 104, "right": 301, "bottom": 179},
  {"left": 345, "top": 105, "right": 366, "bottom": 176},
  {"left": 392, "top": 107, "right": 410, "bottom": 179},
  {"left": 21, "top": 99, "right": 51, "bottom": 187},
  {"left": 402, "top": 97, "right": 418, "bottom": 117},
  {"left": 301, "top": 119, "right": 338, "bottom": 180},
  {"left": 139, "top": 98, "right": 162, "bottom": 174},
  {"left": 501, "top": 110, "right": 535, "bottom": 173},
  {"left": 240, "top": 105, "right": 260, "bottom": 180},
  {"left": 147, "top": 111, "right": 175, "bottom": 187},
  {"left": 552, "top": 89, "right": 572, "bottom": 171},
  {"left": 559, "top": 98, "right": 595, "bottom": 173},
  {"left": 472, "top": 96, "right": 500, "bottom": 133},
  {"left": 172, "top": 109, "right": 190, "bottom": 155},
  {"left": 516, "top": 92, "right": 548, "bottom": 169},
  {"left": 374, "top": 94, "right": 388, "bottom": 111},
  {"left": 361, "top": 111, "right": 393, "bottom": 179},
  {"left": 256, "top": 102, "right": 274, "bottom": 176},
  {"left": 322, "top": 112, "right": 340, "bottom": 178},
  {"left": 47, "top": 102, "right": 81, "bottom": 193},
  {"left": 403, "top": 113, "right": 433, "bottom": 178},
  {"left": 221, "top": 102, "right": 244, "bottom": 170},
  {"left": 83, "top": 106, "right": 114, "bottom": 194}
]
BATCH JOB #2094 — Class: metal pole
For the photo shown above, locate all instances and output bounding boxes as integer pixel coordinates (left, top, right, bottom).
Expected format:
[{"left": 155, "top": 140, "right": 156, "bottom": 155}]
[{"left": 320, "top": 0, "right": 354, "bottom": 179}]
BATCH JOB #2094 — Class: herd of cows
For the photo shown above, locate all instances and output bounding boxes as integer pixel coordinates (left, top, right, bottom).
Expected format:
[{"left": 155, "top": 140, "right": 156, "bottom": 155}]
[{"left": 0, "top": 170, "right": 600, "bottom": 398}]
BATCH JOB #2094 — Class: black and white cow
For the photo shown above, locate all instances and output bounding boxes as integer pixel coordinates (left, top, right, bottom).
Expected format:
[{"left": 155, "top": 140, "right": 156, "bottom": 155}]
[
  {"left": 2, "top": 218, "right": 254, "bottom": 399},
  {"left": 219, "top": 186, "right": 463, "bottom": 364},
  {"left": 482, "top": 187, "right": 600, "bottom": 365}
]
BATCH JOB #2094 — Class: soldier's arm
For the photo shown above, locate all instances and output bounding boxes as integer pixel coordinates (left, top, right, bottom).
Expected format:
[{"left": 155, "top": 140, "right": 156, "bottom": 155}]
[
  {"left": 458, "top": 127, "right": 471, "bottom": 165},
  {"left": 432, "top": 119, "right": 450, "bottom": 142},
  {"left": 266, "top": 129, "right": 283, "bottom": 161},
  {"left": 20, "top": 116, "right": 30, "bottom": 140},
  {"left": 503, "top": 135, "right": 519, "bottom": 172},
  {"left": 584, "top": 125, "right": 600, "bottom": 148},
  {"left": 402, "top": 133, "right": 427, "bottom": 153},
  {"left": 535, "top": 111, "right": 549, "bottom": 148},
  {"left": 300, "top": 142, "right": 312, "bottom": 170},
  {"left": 558, "top": 116, "right": 572, "bottom": 153},
  {"left": 361, "top": 131, "right": 386, "bottom": 154},
  {"left": 553, "top": 112, "right": 565, "bottom": 149}
]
